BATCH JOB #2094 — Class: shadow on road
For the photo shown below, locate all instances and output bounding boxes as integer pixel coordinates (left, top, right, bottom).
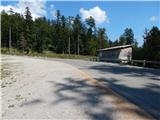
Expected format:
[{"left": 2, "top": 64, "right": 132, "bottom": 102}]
[
  {"left": 88, "top": 64, "right": 160, "bottom": 119},
  {"left": 48, "top": 77, "right": 153, "bottom": 120},
  {"left": 90, "top": 64, "right": 160, "bottom": 81},
  {"left": 95, "top": 77, "right": 160, "bottom": 119},
  {"left": 48, "top": 78, "right": 111, "bottom": 120}
]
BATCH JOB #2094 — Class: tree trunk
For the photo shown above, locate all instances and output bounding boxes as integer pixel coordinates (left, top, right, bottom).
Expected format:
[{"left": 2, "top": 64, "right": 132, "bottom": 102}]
[
  {"left": 9, "top": 26, "right": 12, "bottom": 52},
  {"left": 77, "top": 34, "right": 79, "bottom": 56},
  {"left": 68, "top": 36, "right": 70, "bottom": 55}
]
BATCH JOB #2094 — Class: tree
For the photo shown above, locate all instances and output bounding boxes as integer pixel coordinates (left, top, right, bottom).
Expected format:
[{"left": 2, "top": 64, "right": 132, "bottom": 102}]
[
  {"left": 4, "top": 6, "right": 160, "bottom": 60},
  {"left": 97, "top": 28, "right": 109, "bottom": 49},
  {"left": 24, "top": 7, "right": 33, "bottom": 52},
  {"left": 1, "top": 10, "right": 9, "bottom": 48},
  {"left": 60, "top": 15, "right": 69, "bottom": 53},
  {"left": 85, "top": 16, "right": 96, "bottom": 55},
  {"left": 19, "top": 32, "right": 27, "bottom": 52},
  {"left": 54, "top": 10, "right": 63, "bottom": 53},
  {"left": 73, "top": 14, "right": 82, "bottom": 55},
  {"left": 119, "top": 28, "right": 135, "bottom": 45},
  {"left": 85, "top": 16, "right": 96, "bottom": 37},
  {"left": 143, "top": 26, "right": 160, "bottom": 61},
  {"left": 8, "top": 8, "right": 14, "bottom": 51},
  {"left": 66, "top": 16, "right": 74, "bottom": 54},
  {"left": 79, "top": 23, "right": 88, "bottom": 55},
  {"left": 108, "top": 40, "right": 112, "bottom": 47}
]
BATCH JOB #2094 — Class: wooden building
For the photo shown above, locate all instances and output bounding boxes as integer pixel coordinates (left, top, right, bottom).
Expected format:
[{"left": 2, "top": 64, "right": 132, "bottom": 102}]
[{"left": 97, "top": 45, "right": 132, "bottom": 62}]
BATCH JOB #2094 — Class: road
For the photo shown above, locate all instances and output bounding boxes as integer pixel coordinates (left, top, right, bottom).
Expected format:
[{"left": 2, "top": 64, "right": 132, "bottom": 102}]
[
  {"left": 51, "top": 57, "right": 160, "bottom": 119},
  {"left": 1, "top": 55, "right": 159, "bottom": 120}
]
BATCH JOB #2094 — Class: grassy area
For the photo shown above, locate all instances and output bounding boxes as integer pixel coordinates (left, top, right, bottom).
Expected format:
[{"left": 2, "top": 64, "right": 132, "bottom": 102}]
[{"left": 1, "top": 48, "right": 98, "bottom": 61}]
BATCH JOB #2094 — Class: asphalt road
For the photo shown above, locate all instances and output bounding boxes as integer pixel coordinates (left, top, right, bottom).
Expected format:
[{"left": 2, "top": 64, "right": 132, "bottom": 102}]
[
  {"left": 50, "top": 58, "right": 160, "bottom": 119},
  {"left": 1, "top": 55, "right": 159, "bottom": 120}
]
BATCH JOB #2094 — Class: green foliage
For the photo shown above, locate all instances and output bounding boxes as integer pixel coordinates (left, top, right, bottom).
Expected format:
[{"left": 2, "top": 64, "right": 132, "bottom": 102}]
[
  {"left": 97, "top": 28, "right": 109, "bottom": 49},
  {"left": 1, "top": 7, "right": 110, "bottom": 56},
  {"left": 1, "top": 7, "right": 159, "bottom": 61},
  {"left": 143, "top": 26, "right": 160, "bottom": 61},
  {"left": 132, "top": 47, "right": 145, "bottom": 60},
  {"left": 114, "top": 28, "right": 135, "bottom": 46},
  {"left": 132, "top": 26, "right": 160, "bottom": 61}
]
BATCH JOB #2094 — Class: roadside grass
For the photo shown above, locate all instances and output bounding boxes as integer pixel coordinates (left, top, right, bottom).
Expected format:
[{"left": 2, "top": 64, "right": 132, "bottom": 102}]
[{"left": 1, "top": 48, "right": 97, "bottom": 61}]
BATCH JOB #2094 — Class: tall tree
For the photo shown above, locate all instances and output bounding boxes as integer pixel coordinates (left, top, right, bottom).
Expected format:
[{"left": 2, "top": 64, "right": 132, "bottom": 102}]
[
  {"left": 97, "top": 28, "right": 109, "bottom": 49},
  {"left": 1, "top": 10, "right": 9, "bottom": 48},
  {"left": 54, "top": 10, "right": 62, "bottom": 53},
  {"left": 85, "top": 16, "right": 96, "bottom": 55},
  {"left": 85, "top": 16, "right": 96, "bottom": 37},
  {"left": 66, "top": 16, "right": 74, "bottom": 54},
  {"left": 119, "top": 28, "right": 135, "bottom": 45},
  {"left": 8, "top": 8, "right": 14, "bottom": 51},
  {"left": 74, "top": 14, "right": 81, "bottom": 55},
  {"left": 24, "top": 7, "right": 33, "bottom": 52},
  {"left": 143, "top": 26, "right": 160, "bottom": 61}
]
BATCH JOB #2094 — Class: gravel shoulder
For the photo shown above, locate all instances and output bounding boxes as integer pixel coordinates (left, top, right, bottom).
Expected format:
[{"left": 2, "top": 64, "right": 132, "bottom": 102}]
[{"left": 1, "top": 55, "right": 154, "bottom": 120}]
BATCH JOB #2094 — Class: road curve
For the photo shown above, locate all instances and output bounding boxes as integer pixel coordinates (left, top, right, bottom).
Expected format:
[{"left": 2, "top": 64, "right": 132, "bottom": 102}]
[
  {"left": 1, "top": 55, "right": 156, "bottom": 120},
  {"left": 49, "top": 57, "right": 160, "bottom": 119}
]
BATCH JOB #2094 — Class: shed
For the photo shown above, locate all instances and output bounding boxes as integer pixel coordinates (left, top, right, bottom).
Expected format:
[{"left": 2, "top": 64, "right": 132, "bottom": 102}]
[{"left": 97, "top": 44, "right": 132, "bottom": 62}]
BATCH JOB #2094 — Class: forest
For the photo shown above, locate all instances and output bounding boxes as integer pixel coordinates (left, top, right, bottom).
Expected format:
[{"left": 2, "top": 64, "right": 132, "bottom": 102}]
[{"left": 1, "top": 7, "right": 160, "bottom": 61}]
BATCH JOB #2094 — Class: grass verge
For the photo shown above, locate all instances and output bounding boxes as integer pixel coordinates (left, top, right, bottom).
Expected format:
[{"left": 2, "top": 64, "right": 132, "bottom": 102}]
[{"left": 1, "top": 48, "right": 98, "bottom": 61}]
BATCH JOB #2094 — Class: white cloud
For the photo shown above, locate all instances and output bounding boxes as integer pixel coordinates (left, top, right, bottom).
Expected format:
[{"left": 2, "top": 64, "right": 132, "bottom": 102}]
[
  {"left": 150, "top": 16, "right": 159, "bottom": 22},
  {"left": 80, "top": 6, "right": 109, "bottom": 24},
  {"left": 0, "top": 0, "right": 47, "bottom": 20}
]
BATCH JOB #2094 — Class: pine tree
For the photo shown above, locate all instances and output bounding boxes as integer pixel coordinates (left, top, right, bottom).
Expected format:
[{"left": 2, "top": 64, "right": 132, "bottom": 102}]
[
  {"left": 74, "top": 15, "right": 81, "bottom": 55},
  {"left": 119, "top": 28, "right": 135, "bottom": 45},
  {"left": 24, "top": 7, "right": 33, "bottom": 52},
  {"left": 143, "top": 26, "right": 160, "bottom": 60}
]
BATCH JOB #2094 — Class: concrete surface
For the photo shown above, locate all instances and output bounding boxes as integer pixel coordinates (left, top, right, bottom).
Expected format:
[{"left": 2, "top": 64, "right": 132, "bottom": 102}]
[{"left": 1, "top": 55, "right": 158, "bottom": 120}]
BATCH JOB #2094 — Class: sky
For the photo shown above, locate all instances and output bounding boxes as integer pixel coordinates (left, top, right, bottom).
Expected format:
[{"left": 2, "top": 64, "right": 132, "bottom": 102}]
[{"left": 1, "top": 0, "right": 160, "bottom": 46}]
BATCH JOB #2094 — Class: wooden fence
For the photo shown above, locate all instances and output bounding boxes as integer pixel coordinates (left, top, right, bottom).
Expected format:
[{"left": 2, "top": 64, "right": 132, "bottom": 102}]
[
  {"left": 131, "top": 60, "right": 160, "bottom": 68},
  {"left": 90, "top": 57, "right": 160, "bottom": 68}
]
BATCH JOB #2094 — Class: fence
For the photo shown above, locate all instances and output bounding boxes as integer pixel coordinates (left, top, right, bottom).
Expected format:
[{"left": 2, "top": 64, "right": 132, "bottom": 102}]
[
  {"left": 91, "top": 57, "right": 160, "bottom": 68},
  {"left": 131, "top": 60, "right": 160, "bottom": 68}
]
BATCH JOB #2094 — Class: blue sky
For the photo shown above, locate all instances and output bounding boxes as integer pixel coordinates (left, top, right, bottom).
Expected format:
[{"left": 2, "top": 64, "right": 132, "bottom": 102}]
[{"left": 1, "top": 0, "right": 160, "bottom": 46}]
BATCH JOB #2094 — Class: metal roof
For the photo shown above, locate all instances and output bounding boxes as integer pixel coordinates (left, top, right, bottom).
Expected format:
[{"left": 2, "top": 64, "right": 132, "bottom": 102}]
[{"left": 97, "top": 44, "right": 133, "bottom": 51}]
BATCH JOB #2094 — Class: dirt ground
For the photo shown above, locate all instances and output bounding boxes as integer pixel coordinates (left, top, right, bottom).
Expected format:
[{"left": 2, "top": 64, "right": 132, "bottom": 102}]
[{"left": 1, "top": 55, "right": 153, "bottom": 120}]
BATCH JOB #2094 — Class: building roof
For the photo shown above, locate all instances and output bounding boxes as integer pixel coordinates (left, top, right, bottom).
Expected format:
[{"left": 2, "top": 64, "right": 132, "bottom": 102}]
[{"left": 97, "top": 44, "right": 133, "bottom": 52}]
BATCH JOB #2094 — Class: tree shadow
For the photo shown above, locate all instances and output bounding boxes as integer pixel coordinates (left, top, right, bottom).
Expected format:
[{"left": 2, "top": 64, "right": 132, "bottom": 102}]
[
  {"left": 48, "top": 78, "right": 112, "bottom": 120},
  {"left": 90, "top": 64, "right": 160, "bottom": 81},
  {"left": 95, "top": 77, "right": 160, "bottom": 119},
  {"left": 88, "top": 64, "right": 160, "bottom": 119},
  {"left": 48, "top": 77, "right": 154, "bottom": 120}
]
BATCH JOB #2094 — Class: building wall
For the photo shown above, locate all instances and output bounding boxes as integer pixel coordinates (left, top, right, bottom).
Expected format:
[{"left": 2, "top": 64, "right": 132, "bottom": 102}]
[
  {"left": 99, "top": 47, "right": 132, "bottom": 62},
  {"left": 119, "top": 47, "right": 132, "bottom": 61}
]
